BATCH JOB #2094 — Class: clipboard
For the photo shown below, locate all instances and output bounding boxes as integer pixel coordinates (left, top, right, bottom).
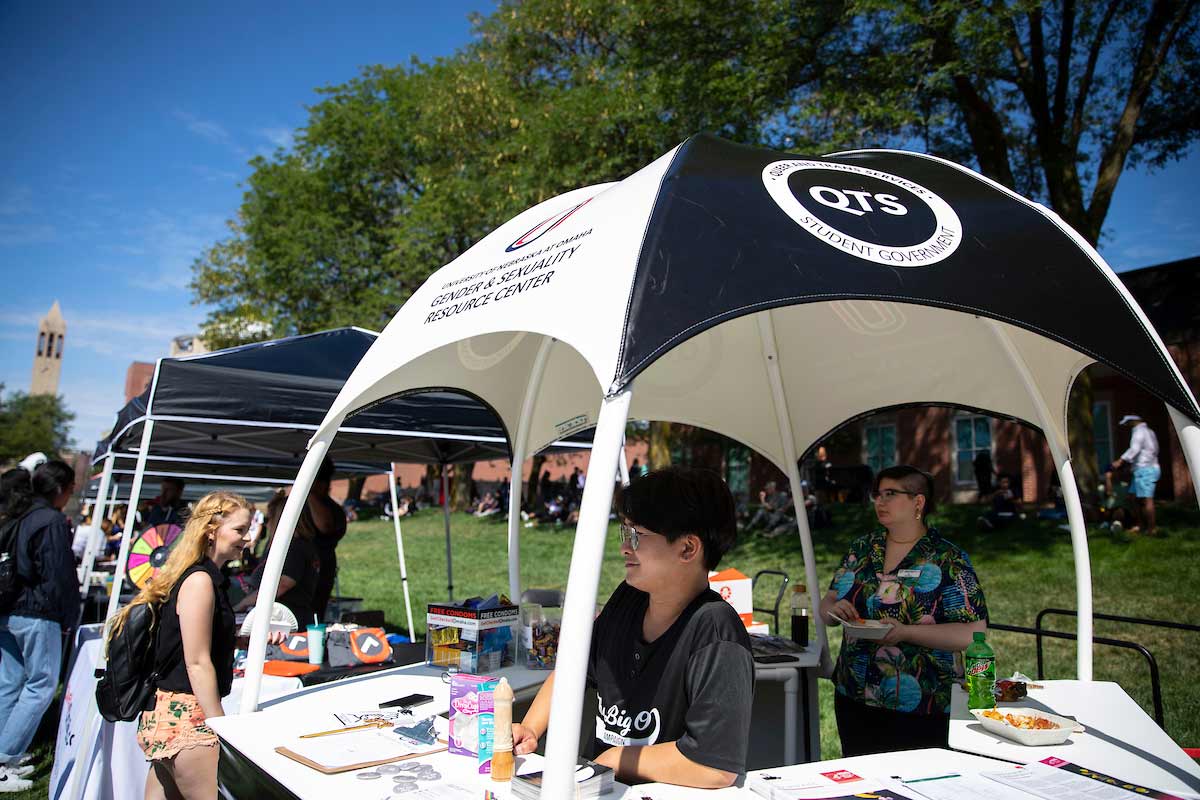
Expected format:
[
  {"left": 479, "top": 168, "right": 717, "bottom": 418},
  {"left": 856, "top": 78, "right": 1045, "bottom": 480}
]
[{"left": 273, "top": 742, "right": 447, "bottom": 775}]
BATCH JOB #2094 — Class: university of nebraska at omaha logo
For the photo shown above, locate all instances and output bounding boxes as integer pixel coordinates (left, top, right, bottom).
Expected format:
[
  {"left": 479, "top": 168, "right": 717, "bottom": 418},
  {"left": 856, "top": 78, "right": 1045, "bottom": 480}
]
[{"left": 505, "top": 198, "right": 591, "bottom": 252}]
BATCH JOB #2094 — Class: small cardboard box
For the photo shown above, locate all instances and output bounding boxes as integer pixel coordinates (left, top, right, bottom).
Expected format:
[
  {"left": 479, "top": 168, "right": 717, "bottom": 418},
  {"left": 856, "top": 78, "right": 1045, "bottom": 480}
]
[
  {"left": 449, "top": 673, "right": 498, "bottom": 760},
  {"left": 426, "top": 602, "right": 519, "bottom": 674},
  {"left": 709, "top": 567, "right": 753, "bottom": 626}
]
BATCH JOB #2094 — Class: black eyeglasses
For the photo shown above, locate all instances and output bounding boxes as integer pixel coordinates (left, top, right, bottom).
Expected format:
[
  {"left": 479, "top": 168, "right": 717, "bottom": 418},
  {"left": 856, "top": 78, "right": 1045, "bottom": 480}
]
[
  {"left": 871, "top": 488, "right": 918, "bottom": 502},
  {"left": 618, "top": 521, "right": 661, "bottom": 550}
]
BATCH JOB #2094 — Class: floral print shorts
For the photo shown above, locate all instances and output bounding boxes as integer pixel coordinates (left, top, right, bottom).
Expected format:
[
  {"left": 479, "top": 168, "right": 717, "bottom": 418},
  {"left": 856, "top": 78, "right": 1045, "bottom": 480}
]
[{"left": 137, "top": 689, "right": 218, "bottom": 760}]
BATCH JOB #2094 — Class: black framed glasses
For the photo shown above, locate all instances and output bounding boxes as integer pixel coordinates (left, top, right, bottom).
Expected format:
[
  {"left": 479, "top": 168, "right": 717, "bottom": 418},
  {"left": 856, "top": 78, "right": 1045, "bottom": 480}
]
[
  {"left": 871, "top": 488, "right": 918, "bottom": 502},
  {"left": 618, "top": 521, "right": 661, "bottom": 550}
]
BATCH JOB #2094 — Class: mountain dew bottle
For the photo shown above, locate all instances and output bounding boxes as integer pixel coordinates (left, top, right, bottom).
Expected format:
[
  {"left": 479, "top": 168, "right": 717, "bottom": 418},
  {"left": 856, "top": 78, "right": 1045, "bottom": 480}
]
[{"left": 965, "top": 631, "right": 996, "bottom": 710}]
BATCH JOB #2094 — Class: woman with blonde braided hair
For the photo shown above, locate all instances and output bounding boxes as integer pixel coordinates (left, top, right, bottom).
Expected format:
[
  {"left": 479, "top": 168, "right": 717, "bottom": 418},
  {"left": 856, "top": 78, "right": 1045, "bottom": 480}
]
[{"left": 109, "top": 491, "right": 282, "bottom": 799}]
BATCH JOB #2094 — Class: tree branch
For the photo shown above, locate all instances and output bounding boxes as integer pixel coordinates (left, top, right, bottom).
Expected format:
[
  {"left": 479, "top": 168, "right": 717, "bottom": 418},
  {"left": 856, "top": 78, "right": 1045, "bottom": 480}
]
[
  {"left": 1053, "top": 0, "right": 1076, "bottom": 130},
  {"left": 1087, "top": 0, "right": 1195, "bottom": 242},
  {"left": 1070, "top": 0, "right": 1122, "bottom": 148}
]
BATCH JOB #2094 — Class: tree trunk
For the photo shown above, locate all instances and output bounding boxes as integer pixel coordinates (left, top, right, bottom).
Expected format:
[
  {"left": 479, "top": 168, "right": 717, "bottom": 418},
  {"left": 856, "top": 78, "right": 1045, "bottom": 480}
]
[
  {"left": 1067, "top": 368, "right": 1100, "bottom": 504},
  {"left": 528, "top": 453, "right": 547, "bottom": 507},
  {"left": 451, "top": 462, "right": 475, "bottom": 512},
  {"left": 648, "top": 421, "right": 674, "bottom": 469}
]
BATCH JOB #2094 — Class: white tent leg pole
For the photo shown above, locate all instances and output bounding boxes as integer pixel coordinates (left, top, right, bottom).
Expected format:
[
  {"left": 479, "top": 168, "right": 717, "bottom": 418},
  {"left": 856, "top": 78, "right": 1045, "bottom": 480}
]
[
  {"left": 104, "top": 420, "right": 154, "bottom": 624},
  {"left": 240, "top": 432, "right": 333, "bottom": 714},
  {"left": 1168, "top": 407, "right": 1200, "bottom": 508},
  {"left": 442, "top": 470, "right": 453, "bottom": 602},
  {"left": 543, "top": 388, "right": 631, "bottom": 798},
  {"left": 389, "top": 464, "right": 415, "bottom": 642},
  {"left": 757, "top": 314, "right": 828, "bottom": 681},
  {"left": 78, "top": 454, "right": 114, "bottom": 598},
  {"left": 986, "top": 320, "right": 1092, "bottom": 680},
  {"left": 508, "top": 338, "right": 554, "bottom": 604}
]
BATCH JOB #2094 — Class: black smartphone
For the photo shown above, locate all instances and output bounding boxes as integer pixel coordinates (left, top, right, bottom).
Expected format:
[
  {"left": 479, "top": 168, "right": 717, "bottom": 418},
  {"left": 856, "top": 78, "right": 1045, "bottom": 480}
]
[
  {"left": 754, "top": 654, "right": 799, "bottom": 664},
  {"left": 380, "top": 692, "right": 434, "bottom": 709}
]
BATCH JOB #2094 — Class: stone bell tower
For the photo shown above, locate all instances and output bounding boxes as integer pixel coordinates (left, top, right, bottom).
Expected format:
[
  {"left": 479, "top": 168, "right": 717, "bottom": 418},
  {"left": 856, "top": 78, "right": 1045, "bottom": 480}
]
[{"left": 31, "top": 301, "right": 66, "bottom": 396}]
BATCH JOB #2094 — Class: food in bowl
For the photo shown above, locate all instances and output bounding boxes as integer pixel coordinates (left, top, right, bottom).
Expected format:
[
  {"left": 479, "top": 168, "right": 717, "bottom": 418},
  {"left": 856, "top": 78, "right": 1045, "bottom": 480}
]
[{"left": 981, "top": 709, "right": 1059, "bottom": 730}]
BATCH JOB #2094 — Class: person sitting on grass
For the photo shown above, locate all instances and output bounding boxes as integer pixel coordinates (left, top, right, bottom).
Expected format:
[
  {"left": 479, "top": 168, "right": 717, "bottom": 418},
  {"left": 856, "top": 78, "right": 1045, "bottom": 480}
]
[
  {"left": 510, "top": 466, "right": 753, "bottom": 788},
  {"left": 977, "top": 474, "right": 1022, "bottom": 530}
]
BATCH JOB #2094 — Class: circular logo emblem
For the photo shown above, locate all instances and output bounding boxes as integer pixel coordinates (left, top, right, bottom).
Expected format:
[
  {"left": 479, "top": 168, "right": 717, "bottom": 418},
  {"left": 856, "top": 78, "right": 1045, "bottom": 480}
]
[{"left": 762, "top": 160, "right": 962, "bottom": 267}]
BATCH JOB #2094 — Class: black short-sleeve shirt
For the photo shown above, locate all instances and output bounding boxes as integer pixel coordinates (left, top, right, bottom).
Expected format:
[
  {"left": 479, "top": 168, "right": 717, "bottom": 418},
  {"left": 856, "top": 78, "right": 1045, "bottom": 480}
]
[{"left": 586, "top": 581, "right": 755, "bottom": 775}]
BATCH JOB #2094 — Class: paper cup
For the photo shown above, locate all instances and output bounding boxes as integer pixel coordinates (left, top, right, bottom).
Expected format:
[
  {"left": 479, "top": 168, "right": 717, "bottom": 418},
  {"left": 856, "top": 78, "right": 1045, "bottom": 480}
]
[{"left": 306, "top": 624, "right": 327, "bottom": 665}]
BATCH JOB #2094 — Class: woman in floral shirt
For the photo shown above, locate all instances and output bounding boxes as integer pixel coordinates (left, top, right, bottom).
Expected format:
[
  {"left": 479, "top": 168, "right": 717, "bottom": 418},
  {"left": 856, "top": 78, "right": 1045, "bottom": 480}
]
[{"left": 819, "top": 465, "right": 988, "bottom": 756}]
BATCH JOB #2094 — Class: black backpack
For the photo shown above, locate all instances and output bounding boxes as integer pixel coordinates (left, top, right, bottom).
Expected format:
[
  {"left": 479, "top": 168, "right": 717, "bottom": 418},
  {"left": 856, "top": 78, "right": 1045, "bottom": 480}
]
[
  {"left": 0, "top": 511, "right": 35, "bottom": 612},
  {"left": 95, "top": 602, "right": 168, "bottom": 722}
]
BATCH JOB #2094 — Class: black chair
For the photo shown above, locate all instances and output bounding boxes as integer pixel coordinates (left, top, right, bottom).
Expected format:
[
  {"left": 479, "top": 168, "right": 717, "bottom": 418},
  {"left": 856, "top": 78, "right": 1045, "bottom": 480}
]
[{"left": 751, "top": 569, "right": 790, "bottom": 634}]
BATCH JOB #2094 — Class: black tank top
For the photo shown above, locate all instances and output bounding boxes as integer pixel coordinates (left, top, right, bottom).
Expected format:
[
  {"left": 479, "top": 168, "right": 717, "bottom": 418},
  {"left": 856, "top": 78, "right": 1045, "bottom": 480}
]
[{"left": 155, "top": 559, "right": 236, "bottom": 697}]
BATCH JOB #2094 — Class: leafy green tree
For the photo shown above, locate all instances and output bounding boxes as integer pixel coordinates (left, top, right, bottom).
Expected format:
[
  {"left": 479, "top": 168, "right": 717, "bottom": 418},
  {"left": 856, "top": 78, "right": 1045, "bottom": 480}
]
[{"left": 0, "top": 388, "right": 75, "bottom": 464}]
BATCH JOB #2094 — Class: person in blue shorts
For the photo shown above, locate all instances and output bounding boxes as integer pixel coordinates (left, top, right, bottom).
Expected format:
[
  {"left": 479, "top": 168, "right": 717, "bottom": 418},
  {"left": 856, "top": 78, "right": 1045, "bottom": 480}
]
[{"left": 1112, "top": 414, "right": 1161, "bottom": 537}]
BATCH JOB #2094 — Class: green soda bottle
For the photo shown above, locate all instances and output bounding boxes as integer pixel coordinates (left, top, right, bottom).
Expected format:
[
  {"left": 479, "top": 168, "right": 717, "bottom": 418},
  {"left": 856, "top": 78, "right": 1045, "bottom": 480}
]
[{"left": 965, "top": 631, "right": 996, "bottom": 710}]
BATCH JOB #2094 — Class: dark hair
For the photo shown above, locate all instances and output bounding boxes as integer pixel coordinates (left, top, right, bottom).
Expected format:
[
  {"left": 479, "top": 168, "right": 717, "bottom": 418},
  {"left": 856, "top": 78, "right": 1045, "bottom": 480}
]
[
  {"left": 874, "top": 464, "right": 937, "bottom": 516},
  {"left": 32, "top": 460, "right": 76, "bottom": 502},
  {"left": 316, "top": 456, "right": 336, "bottom": 483},
  {"left": 614, "top": 466, "right": 737, "bottom": 571},
  {"left": 161, "top": 477, "right": 185, "bottom": 492},
  {"left": 0, "top": 468, "right": 34, "bottom": 521}
]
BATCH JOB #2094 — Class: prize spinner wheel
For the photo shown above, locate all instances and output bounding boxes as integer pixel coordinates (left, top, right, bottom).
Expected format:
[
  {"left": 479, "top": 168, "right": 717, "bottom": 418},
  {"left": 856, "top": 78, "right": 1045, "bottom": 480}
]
[{"left": 125, "top": 523, "right": 184, "bottom": 589}]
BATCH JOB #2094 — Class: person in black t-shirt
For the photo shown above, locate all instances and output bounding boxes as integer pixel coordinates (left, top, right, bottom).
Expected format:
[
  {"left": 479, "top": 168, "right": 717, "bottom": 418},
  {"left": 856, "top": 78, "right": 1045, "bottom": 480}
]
[
  {"left": 236, "top": 502, "right": 323, "bottom": 628},
  {"left": 511, "top": 467, "right": 753, "bottom": 788}
]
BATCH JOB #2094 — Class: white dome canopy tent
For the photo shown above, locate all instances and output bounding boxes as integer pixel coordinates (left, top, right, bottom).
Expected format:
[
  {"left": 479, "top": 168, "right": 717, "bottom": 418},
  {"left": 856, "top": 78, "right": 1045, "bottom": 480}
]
[{"left": 244, "top": 135, "right": 1200, "bottom": 794}]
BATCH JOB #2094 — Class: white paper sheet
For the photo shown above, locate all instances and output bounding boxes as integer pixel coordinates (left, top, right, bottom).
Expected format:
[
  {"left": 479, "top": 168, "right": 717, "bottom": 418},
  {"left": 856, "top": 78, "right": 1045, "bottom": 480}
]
[{"left": 904, "top": 773, "right": 1042, "bottom": 800}]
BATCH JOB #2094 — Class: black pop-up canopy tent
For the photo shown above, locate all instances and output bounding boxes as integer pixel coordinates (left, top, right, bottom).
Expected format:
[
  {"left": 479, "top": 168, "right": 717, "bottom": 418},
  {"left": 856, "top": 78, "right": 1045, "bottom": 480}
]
[
  {"left": 247, "top": 135, "right": 1200, "bottom": 793},
  {"left": 90, "top": 326, "right": 592, "bottom": 638}
]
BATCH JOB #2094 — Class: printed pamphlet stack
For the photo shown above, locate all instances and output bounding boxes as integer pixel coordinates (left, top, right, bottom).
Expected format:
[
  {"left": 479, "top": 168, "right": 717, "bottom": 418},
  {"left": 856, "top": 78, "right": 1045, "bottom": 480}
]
[{"left": 511, "top": 758, "right": 614, "bottom": 799}]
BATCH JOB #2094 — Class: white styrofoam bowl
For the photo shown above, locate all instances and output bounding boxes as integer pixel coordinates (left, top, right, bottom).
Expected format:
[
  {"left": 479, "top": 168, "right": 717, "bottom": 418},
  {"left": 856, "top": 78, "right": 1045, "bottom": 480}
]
[{"left": 970, "top": 706, "right": 1081, "bottom": 746}]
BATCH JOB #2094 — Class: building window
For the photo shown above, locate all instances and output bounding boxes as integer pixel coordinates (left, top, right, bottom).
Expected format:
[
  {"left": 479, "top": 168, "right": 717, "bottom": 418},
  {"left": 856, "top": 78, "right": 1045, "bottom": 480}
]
[
  {"left": 37, "top": 332, "right": 45, "bottom": 356},
  {"left": 953, "top": 414, "right": 992, "bottom": 484},
  {"left": 55, "top": 333, "right": 64, "bottom": 358},
  {"left": 864, "top": 423, "right": 897, "bottom": 477},
  {"left": 1094, "top": 400, "right": 1113, "bottom": 468}
]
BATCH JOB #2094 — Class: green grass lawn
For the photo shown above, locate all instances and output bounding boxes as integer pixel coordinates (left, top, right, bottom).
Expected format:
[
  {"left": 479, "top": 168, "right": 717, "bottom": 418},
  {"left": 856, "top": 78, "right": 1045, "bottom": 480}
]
[
  {"left": 16, "top": 501, "right": 1198, "bottom": 798},
  {"left": 333, "top": 501, "right": 1200, "bottom": 761}
]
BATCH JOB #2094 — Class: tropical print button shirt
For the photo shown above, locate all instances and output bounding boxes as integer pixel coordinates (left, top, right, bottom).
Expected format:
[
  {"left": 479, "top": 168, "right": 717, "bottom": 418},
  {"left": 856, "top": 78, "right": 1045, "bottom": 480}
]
[{"left": 829, "top": 528, "right": 988, "bottom": 715}]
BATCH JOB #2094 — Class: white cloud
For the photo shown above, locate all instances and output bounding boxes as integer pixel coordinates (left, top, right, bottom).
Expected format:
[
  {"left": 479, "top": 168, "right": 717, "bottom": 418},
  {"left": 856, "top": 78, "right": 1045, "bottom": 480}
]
[
  {"left": 0, "top": 186, "right": 33, "bottom": 216},
  {"left": 0, "top": 222, "right": 56, "bottom": 246},
  {"left": 191, "top": 165, "right": 241, "bottom": 184},
  {"left": 257, "top": 127, "right": 294, "bottom": 151},
  {"left": 173, "top": 110, "right": 249, "bottom": 158},
  {"left": 114, "top": 209, "right": 226, "bottom": 292}
]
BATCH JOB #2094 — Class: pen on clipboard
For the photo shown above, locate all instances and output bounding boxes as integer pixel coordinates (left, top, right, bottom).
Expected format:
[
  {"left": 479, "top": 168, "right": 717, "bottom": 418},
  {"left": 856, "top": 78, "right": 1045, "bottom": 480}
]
[
  {"left": 299, "top": 720, "right": 393, "bottom": 738},
  {"left": 891, "top": 773, "right": 961, "bottom": 784}
]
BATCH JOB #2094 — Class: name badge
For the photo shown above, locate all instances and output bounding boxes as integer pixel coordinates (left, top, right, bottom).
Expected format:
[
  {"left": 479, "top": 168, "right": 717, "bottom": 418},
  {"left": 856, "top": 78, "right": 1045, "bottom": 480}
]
[{"left": 897, "top": 569, "right": 921, "bottom": 579}]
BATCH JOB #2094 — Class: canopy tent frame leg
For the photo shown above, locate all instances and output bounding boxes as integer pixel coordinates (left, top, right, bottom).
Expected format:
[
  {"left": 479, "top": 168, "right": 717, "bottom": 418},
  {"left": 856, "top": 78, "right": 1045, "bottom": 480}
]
[
  {"left": 756, "top": 313, "right": 829, "bottom": 685},
  {"left": 442, "top": 469, "right": 453, "bottom": 602},
  {"left": 617, "top": 434, "right": 631, "bottom": 486},
  {"left": 241, "top": 432, "right": 334, "bottom": 714},
  {"left": 389, "top": 463, "right": 416, "bottom": 642},
  {"left": 1168, "top": 407, "right": 1200, "bottom": 508},
  {"left": 65, "top": 419, "right": 157, "bottom": 800},
  {"left": 542, "top": 388, "right": 632, "bottom": 798},
  {"left": 507, "top": 337, "right": 555, "bottom": 603},
  {"left": 78, "top": 454, "right": 115, "bottom": 598},
  {"left": 986, "top": 320, "right": 1093, "bottom": 679}
]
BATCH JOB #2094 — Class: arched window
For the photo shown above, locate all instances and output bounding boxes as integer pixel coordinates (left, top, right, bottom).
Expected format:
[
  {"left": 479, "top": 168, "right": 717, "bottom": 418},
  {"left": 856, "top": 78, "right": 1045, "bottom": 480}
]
[
  {"left": 37, "top": 331, "right": 46, "bottom": 356},
  {"left": 55, "top": 333, "right": 64, "bottom": 358}
]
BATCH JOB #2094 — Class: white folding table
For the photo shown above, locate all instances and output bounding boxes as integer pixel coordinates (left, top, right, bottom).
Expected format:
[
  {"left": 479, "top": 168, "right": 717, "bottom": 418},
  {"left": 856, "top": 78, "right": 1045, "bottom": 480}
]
[{"left": 949, "top": 680, "right": 1200, "bottom": 799}]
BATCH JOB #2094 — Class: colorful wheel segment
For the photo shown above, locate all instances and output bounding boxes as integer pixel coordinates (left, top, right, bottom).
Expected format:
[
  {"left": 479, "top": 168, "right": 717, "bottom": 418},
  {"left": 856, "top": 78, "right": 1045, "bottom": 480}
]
[{"left": 126, "top": 523, "right": 184, "bottom": 588}]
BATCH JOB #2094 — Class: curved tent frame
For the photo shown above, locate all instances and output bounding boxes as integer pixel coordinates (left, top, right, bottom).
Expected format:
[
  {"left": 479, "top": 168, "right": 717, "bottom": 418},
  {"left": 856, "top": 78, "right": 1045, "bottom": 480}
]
[{"left": 244, "top": 136, "right": 1200, "bottom": 795}]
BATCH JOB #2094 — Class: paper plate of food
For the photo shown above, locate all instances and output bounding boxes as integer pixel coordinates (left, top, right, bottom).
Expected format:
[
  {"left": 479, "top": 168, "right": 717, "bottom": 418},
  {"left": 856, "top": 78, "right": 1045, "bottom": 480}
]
[
  {"left": 970, "top": 706, "right": 1082, "bottom": 746},
  {"left": 832, "top": 614, "right": 892, "bottom": 640}
]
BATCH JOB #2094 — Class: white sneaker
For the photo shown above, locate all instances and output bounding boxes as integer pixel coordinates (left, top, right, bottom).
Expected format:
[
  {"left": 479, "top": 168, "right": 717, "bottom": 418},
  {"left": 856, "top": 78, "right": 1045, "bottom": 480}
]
[
  {"left": 4, "top": 765, "right": 32, "bottom": 778},
  {"left": 0, "top": 767, "right": 32, "bottom": 792}
]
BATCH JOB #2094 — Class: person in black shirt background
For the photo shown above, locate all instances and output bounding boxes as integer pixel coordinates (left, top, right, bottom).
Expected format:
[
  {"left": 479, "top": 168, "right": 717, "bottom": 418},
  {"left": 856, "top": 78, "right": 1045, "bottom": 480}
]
[
  {"left": 511, "top": 466, "right": 754, "bottom": 788},
  {"left": 144, "top": 477, "right": 188, "bottom": 528}
]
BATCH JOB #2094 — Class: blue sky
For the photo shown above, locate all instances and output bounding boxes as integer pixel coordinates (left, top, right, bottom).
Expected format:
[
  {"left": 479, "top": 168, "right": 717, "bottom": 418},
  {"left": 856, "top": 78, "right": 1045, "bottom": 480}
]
[{"left": 1, "top": 2, "right": 1197, "bottom": 451}]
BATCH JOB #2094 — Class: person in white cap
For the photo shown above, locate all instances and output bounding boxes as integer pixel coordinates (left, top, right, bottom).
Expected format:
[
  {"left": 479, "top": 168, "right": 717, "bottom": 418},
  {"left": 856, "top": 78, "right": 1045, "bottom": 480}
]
[{"left": 1112, "top": 414, "right": 1160, "bottom": 536}]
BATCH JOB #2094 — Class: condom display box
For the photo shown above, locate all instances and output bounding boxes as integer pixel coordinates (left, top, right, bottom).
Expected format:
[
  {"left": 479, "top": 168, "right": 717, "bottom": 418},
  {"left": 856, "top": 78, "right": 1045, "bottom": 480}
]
[{"left": 425, "top": 602, "right": 518, "bottom": 674}]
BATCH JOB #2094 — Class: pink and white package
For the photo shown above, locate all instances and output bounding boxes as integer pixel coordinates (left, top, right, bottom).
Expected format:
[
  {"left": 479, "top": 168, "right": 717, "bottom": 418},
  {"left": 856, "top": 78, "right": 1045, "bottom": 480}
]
[{"left": 448, "top": 673, "right": 498, "bottom": 760}]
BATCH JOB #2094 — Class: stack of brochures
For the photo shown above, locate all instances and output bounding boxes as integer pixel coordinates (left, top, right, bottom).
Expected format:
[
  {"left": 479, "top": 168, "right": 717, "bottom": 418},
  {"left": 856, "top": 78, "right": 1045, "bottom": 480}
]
[{"left": 511, "top": 758, "right": 614, "bottom": 799}]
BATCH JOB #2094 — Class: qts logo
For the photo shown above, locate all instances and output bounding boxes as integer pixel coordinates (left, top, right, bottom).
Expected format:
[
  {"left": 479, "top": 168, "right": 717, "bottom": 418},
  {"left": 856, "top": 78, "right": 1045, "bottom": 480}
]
[{"left": 762, "top": 160, "right": 962, "bottom": 267}]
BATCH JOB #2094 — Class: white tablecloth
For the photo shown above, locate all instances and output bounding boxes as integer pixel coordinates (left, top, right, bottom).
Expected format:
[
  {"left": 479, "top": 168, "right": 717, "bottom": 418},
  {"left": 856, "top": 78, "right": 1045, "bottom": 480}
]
[{"left": 949, "top": 680, "right": 1200, "bottom": 799}]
